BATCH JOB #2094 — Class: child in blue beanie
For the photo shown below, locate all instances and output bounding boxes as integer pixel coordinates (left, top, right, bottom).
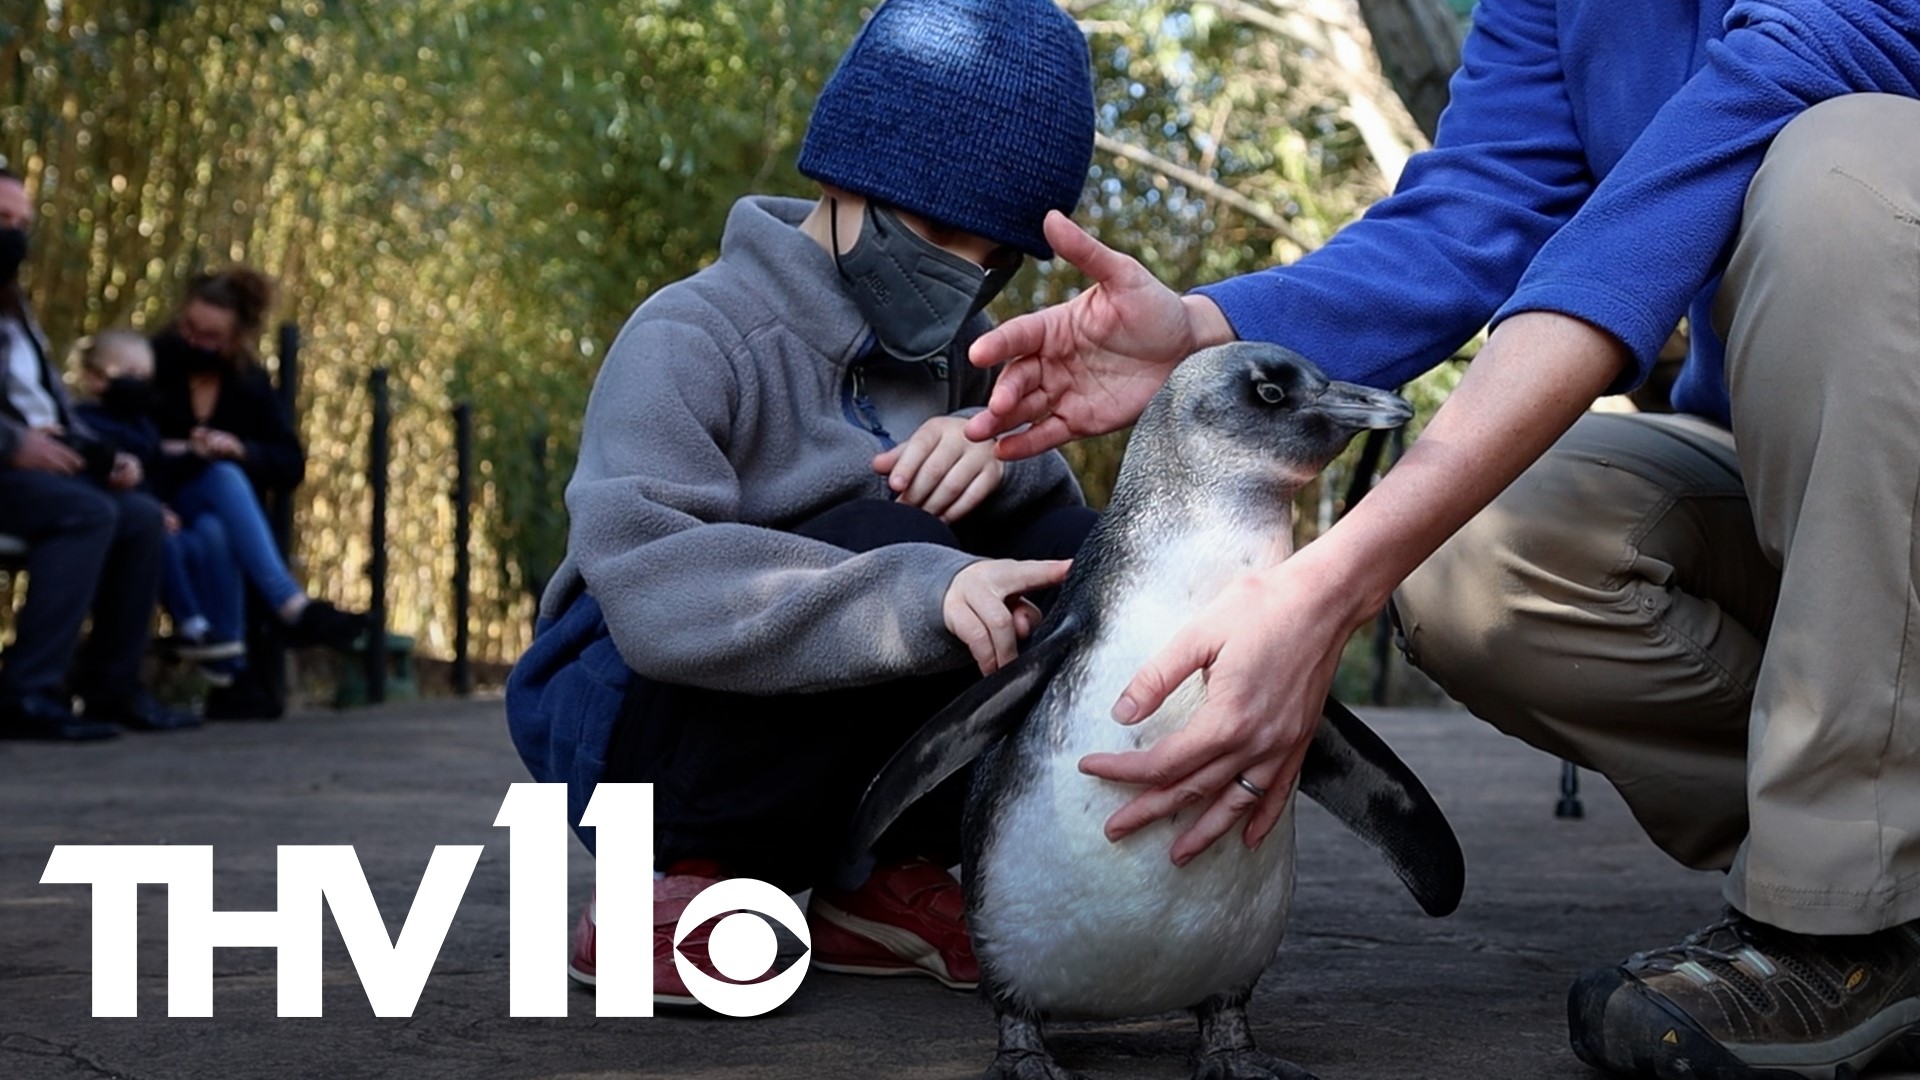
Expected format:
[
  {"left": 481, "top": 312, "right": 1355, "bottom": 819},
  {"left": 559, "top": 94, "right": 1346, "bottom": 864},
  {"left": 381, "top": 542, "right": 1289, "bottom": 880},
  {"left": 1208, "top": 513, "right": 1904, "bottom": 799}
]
[{"left": 504, "top": 0, "right": 1099, "bottom": 1007}]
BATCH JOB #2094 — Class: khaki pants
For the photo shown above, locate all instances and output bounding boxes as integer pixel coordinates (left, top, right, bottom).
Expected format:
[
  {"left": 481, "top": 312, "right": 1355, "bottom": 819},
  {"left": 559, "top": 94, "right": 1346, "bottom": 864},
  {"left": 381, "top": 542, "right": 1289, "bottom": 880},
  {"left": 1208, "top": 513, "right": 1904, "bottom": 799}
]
[{"left": 1394, "top": 94, "right": 1920, "bottom": 936}]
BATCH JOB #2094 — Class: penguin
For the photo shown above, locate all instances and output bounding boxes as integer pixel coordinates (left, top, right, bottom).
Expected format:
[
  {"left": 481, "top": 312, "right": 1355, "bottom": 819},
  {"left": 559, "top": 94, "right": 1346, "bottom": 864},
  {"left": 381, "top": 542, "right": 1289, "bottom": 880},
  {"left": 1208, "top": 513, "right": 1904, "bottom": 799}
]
[{"left": 836, "top": 341, "right": 1466, "bottom": 1080}]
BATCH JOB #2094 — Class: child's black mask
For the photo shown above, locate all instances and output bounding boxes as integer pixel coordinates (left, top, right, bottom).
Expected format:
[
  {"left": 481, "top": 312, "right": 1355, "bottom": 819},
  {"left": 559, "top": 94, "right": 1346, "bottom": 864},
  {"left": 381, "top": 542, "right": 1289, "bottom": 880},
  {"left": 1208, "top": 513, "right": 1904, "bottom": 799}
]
[
  {"left": 102, "top": 376, "right": 157, "bottom": 417},
  {"left": 832, "top": 199, "right": 1018, "bottom": 363}
]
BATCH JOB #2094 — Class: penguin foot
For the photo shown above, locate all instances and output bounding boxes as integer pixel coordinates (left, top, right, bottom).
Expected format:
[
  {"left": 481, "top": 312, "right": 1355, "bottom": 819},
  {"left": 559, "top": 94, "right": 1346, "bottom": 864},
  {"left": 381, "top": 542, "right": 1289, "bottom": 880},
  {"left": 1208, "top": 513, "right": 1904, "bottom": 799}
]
[
  {"left": 1188, "top": 1048, "right": 1318, "bottom": 1080},
  {"left": 986, "top": 1003, "right": 1086, "bottom": 1080},
  {"left": 1189, "top": 987, "right": 1316, "bottom": 1080},
  {"left": 981, "top": 1049, "right": 1089, "bottom": 1080}
]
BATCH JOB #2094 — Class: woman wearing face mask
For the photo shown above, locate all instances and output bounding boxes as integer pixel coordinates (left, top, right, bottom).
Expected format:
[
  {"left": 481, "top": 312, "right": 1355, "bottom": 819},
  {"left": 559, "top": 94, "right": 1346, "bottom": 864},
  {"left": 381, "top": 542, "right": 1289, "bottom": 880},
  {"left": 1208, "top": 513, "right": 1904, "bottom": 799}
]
[{"left": 149, "top": 266, "right": 366, "bottom": 652}]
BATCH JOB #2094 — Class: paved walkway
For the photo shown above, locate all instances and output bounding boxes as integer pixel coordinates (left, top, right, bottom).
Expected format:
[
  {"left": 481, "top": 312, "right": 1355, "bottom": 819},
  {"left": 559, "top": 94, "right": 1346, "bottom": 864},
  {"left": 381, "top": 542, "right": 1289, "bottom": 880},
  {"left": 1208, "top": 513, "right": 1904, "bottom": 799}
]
[{"left": 1, "top": 698, "right": 1912, "bottom": 1080}]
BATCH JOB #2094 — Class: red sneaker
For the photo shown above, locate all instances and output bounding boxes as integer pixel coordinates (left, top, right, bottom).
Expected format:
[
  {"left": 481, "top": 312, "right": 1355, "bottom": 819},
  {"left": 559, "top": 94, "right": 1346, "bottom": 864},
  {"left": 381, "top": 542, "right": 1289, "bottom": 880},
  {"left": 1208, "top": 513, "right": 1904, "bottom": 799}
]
[
  {"left": 808, "top": 858, "right": 979, "bottom": 990},
  {"left": 568, "top": 861, "right": 727, "bottom": 1007},
  {"left": 568, "top": 898, "right": 598, "bottom": 986}
]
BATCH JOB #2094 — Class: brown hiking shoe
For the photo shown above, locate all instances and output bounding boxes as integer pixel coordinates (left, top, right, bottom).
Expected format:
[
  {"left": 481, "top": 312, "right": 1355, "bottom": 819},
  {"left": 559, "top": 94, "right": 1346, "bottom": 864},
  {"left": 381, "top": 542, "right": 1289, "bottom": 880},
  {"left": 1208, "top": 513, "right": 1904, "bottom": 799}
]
[{"left": 1568, "top": 908, "right": 1920, "bottom": 1079}]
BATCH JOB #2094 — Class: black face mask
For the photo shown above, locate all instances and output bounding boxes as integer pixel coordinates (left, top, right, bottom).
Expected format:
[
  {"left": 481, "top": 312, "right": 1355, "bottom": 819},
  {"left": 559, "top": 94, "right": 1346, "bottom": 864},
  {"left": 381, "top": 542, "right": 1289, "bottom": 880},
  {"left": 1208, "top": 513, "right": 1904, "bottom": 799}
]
[
  {"left": 832, "top": 200, "right": 1019, "bottom": 363},
  {"left": 101, "top": 376, "right": 157, "bottom": 417},
  {"left": 0, "top": 227, "right": 26, "bottom": 284},
  {"left": 154, "top": 329, "right": 226, "bottom": 374}
]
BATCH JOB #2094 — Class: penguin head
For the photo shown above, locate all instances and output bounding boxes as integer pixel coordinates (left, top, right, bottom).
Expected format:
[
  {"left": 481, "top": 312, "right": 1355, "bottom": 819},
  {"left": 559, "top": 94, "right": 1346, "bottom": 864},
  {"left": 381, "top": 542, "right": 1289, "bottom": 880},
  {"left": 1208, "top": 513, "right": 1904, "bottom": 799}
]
[{"left": 1154, "top": 341, "right": 1414, "bottom": 491}]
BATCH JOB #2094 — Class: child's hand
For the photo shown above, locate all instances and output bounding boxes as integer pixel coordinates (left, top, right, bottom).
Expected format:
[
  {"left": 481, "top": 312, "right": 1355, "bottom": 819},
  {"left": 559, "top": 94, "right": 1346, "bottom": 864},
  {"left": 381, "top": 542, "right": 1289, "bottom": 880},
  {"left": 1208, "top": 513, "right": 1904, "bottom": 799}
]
[
  {"left": 873, "top": 416, "right": 1004, "bottom": 524},
  {"left": 108, "top": 452, "right": 143, "bottom": 491},
  {"left": 943, "top": 558, "right": 1071, "bottom": 675},
  {"left": 161, "top": 506, "right": 182, "bottom": 534}
]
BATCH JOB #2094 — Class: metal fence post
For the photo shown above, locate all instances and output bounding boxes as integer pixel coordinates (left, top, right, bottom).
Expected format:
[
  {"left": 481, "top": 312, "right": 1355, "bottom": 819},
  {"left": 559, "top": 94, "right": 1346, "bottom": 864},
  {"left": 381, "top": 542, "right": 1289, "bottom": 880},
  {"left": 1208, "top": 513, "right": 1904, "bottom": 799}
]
[
  {"left": 271, "top": 322, "right": 300, "bottom": 556},
  {"left": 1368, "top": 425, "right": 1407, "bottom": 705},
  {"left": 452, "top": 402, "right": 473, "bottom": 696},
  {"left": 527, "top": 427, "right": 550, "bottom": 639},
  {"left": 366, "top": 368, "right": 390, "bottom": 705}
]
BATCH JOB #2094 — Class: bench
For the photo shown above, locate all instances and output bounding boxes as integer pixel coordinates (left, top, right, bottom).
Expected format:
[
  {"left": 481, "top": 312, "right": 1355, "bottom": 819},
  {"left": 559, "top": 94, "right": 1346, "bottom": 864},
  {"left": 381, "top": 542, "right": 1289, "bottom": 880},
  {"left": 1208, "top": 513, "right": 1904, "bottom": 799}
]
[{"left": 331, "top": 631, "right": 418, "bottom": 709}]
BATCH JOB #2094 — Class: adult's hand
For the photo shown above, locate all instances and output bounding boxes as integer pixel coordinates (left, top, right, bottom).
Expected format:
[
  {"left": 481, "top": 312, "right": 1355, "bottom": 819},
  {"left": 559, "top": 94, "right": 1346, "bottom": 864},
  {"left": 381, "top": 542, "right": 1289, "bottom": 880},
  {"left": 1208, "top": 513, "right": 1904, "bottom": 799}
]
[
  {"left": 191, "top": 427, "right": 246, "bottom": 461},
  {"left": 1078, "top": 310, "right": 1631, "bottom": 867},
  {"left": 11, "top": 428, "right": 83, "bottom": 474},
  {"left": 1079, "top": 541, "right": 1371, "bottom": 867},
  {"left": 963, "top": 210, "right": 1237, "bottom": 460},
  {"left": 943, "top": 558, "right": 1072, "bottom": 676},
  {"left": 873, "top": 415, "right": 1004, "bottom": 524}
]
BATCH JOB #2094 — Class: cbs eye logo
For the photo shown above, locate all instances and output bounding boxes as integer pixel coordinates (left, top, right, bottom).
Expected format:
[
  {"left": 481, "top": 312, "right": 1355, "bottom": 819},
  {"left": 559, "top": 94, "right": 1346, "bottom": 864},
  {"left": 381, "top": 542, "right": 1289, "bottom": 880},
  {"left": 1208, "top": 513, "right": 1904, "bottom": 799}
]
[{"left": 672, "top": 878, "right": 811, "bottom": 1016}]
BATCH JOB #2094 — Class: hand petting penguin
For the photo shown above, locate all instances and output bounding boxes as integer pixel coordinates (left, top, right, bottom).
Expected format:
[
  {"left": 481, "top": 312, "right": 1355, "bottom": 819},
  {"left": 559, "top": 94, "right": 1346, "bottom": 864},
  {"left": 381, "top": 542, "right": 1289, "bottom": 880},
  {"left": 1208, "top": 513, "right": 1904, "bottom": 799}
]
[{"left": 838, "top": 341, "right": 1466, "bottom": 1080}]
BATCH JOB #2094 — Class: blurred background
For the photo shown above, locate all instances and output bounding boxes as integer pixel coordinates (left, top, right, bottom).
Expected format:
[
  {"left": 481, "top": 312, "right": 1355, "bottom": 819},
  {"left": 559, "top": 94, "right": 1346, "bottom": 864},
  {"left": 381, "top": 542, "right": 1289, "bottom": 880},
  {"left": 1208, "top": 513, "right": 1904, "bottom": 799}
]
[{"left": 1, "top": 0, "right": 1487, "bottom": 695}]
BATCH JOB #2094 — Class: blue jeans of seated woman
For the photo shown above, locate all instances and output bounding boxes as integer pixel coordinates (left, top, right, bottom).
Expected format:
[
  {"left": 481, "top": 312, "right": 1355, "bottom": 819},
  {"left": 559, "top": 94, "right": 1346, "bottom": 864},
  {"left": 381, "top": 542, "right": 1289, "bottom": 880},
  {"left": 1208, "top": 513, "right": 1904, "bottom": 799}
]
[
  {"left": 169, "top": 461, "right": 301, "bottom": 609},
  {"left": 161, "top": 511, "right": 247, "bottom": 648}
]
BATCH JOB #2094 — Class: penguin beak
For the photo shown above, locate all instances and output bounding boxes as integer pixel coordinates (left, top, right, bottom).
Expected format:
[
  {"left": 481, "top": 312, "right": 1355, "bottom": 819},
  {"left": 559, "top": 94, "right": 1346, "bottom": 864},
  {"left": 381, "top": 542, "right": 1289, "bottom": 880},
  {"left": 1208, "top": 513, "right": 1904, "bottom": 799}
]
[{"left": 1314, "top": 382, "right": 1414, "bottom": 429}]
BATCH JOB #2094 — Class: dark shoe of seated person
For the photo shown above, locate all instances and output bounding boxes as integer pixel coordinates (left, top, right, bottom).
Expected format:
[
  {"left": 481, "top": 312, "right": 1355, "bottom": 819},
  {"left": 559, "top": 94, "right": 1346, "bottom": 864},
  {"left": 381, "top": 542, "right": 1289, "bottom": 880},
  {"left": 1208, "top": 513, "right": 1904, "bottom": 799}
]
[
  {"left": 79, "top": 690, "right": 202, "bottom": 732},
  {"left": 157, "top": 617, "right": 244, "bottom": 661},
  {"left": 195, "top": 655, "right": 247, "bottom": 689},
  {"left": 0, "top": 693, "right": 120, "bottom": 741},
  {"left": 1568, "top": 906, "right": 1920, "bottom": 1080},
  {"left": 170, "top": 636, "right": 246, "bottom": 662},
  {"left": 283, "top": 599, "right": 369, "bottom": 650}
]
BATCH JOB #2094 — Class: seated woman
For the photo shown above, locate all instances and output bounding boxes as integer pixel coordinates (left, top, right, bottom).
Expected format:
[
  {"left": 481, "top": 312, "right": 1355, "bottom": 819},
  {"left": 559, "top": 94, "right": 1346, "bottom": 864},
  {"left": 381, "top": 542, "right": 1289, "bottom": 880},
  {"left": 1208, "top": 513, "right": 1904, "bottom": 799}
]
[{"left": 148, "top": 266, "right": 365, "bottom": 650}]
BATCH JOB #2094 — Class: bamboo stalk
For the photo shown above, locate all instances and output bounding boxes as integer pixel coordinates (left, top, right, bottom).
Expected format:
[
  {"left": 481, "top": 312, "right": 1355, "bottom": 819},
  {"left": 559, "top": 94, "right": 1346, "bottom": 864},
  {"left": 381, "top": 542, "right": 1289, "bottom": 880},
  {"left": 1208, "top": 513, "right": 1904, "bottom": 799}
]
[{"left": 1094, "top": 131, "right": 1313, "bottom": 250}]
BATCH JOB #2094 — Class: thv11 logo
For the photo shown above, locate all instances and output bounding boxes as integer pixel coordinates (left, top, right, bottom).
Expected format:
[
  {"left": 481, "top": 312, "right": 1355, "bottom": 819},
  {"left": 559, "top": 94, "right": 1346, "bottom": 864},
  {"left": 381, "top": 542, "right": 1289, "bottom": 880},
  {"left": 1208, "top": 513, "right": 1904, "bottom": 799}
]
[{"left": 39, "top": 783, "right": 809, "bottom": 1018}]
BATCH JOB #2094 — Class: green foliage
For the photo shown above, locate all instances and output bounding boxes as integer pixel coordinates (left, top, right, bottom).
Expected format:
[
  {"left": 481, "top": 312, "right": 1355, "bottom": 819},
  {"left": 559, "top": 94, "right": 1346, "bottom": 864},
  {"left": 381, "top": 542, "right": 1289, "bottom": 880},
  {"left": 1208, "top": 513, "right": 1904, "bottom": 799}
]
[{"left": 3, "top": 0, "right": 1466, "bottom": 663}]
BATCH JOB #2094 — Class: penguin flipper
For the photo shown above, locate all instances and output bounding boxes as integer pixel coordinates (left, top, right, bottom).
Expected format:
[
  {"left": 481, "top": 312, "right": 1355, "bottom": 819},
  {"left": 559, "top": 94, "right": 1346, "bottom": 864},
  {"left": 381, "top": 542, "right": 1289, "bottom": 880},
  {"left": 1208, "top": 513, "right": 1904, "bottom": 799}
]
[
  {"left": 833, "top": 612, "right": 1083, "bottom": 892},
  {"left": 1298, "top": 697, "right": 1466, "bottom": 917}
]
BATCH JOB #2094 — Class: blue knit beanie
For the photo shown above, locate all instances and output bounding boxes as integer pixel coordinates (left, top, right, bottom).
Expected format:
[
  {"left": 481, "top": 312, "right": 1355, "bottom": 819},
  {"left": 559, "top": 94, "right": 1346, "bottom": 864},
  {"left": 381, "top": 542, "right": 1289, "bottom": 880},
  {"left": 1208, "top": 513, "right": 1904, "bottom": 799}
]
[{"left": 797, "top": 0, "right": 1095, "bottom": 260}]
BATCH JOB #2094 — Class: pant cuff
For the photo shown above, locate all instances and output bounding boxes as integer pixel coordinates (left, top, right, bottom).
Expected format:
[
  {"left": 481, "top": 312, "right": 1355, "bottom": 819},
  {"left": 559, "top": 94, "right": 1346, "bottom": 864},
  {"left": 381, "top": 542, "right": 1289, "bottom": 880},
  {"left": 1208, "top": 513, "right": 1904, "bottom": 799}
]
[{"left": 1726, "top": 875, "right": 1920, "bottom": 935}]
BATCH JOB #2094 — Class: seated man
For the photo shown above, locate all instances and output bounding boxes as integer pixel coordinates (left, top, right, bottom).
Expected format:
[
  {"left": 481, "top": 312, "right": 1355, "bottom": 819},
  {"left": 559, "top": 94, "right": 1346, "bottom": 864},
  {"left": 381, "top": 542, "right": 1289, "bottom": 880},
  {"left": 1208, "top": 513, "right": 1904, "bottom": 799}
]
[
  {"left": 505, "top": 0, "right": 1099, "bottom": 1006},
  {"left": 0, "top": 166, "right": 197, "bottom": 737}
]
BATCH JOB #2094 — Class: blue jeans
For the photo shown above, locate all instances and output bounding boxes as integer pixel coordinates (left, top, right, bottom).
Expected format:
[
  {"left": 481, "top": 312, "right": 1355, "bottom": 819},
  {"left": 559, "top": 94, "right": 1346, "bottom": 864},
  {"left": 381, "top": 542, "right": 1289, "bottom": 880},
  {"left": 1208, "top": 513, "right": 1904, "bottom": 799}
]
[
  {"left": 160, "top": 512, "right": 247, "bottom": 646},
  {"left": 169, "top": 461, "right": 301, "bottom": 609}
]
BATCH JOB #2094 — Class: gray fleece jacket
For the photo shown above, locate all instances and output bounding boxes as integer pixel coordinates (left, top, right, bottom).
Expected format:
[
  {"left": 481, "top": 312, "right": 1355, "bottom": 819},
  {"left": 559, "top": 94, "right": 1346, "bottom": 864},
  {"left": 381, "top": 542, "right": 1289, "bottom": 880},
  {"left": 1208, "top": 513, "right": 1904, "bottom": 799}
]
[{"left": 541, "top": 195, "right": 1085, "bottom": 695}]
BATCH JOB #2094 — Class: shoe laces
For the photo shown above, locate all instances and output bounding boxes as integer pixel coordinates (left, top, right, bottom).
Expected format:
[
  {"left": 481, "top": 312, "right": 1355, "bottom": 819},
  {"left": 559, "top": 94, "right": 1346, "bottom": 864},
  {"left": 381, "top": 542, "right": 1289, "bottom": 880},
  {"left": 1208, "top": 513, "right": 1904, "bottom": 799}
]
[
  {"left": 1627, "top": 912, "right": 1746, "bottom": 968},
  {"left": 1630, "top": 911, "right": 1843, "bottom": 1010}
]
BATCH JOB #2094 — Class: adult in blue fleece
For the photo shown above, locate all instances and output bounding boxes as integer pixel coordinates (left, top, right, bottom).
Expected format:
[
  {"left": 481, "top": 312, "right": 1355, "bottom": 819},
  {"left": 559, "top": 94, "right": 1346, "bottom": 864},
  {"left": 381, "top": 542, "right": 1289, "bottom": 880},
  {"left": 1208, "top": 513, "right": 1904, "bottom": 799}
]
[{"left": 962, "top": 1, "right": 1920, "bottom": 1076}]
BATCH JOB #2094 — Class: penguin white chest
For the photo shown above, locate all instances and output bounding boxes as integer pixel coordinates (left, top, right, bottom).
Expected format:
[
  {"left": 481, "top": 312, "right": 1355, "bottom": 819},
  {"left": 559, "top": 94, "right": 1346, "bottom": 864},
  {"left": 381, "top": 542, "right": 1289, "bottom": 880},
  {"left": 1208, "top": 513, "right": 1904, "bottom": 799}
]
[{"left": 972, "top": 516, "right": 1300, "bottom": 1019}]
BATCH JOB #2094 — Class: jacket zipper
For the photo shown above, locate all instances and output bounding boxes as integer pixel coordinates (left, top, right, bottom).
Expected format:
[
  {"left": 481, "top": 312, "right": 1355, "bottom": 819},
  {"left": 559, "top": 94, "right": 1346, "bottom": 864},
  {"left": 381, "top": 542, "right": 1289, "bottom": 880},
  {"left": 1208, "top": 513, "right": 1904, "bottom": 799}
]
[{"left": 842, "top": 343, "right": 896, "bottom": 451}]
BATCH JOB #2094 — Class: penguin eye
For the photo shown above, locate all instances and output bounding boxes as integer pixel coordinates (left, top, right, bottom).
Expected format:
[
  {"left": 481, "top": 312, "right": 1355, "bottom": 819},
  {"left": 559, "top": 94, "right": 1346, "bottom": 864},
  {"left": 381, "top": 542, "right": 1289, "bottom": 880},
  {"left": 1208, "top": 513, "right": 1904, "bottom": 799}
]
[{"left": 1255, "top": 381, "right": 1285, "bottom": 405}]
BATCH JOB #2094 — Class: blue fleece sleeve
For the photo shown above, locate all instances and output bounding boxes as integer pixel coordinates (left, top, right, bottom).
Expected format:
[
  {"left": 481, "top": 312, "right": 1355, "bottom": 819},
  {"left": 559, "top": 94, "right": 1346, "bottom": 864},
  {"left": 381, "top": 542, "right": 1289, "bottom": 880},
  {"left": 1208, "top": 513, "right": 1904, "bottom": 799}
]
[
  {"left": 1497, "top": 0, "right": 1920, "bottom": 393},
  {"left": 1191, "top": 0, "right": 1593, "bottom": 388}
]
